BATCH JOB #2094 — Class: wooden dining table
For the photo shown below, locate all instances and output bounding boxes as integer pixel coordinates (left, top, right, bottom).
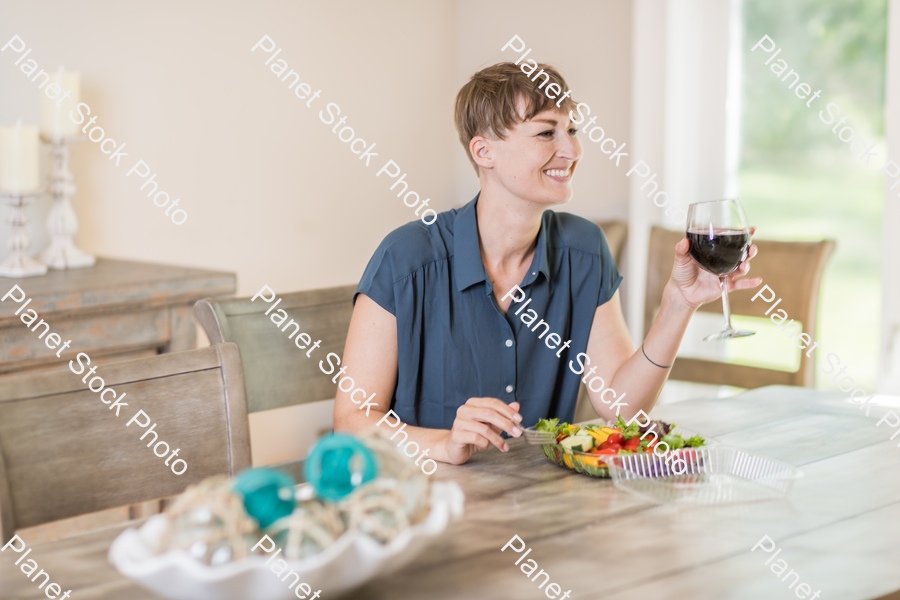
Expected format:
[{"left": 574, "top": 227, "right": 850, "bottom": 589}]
[{"left": 3, "top": 384, "right": 900, "bottom": 600}]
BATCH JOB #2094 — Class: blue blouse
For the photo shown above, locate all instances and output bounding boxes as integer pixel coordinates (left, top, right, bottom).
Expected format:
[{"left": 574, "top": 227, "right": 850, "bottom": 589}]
[{"left": 355, "top": 195, "right": 623, "bottom": 429}]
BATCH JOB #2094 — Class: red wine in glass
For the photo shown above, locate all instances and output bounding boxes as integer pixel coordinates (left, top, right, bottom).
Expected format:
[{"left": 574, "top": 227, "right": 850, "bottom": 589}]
[
  {"left": 686, "top": 199, "right": 755, "bottom": 340},
  {"left": 687, "top": 229, "right": 750, "bottom": 275}
]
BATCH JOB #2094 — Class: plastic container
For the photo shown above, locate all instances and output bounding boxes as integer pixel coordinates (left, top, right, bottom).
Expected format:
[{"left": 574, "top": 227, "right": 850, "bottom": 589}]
[{"left": 603, "top": 446, "right": 803, "bottom": 504}]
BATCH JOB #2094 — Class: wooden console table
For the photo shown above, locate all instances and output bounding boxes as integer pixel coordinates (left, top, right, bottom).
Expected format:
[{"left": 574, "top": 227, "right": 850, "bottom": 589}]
[{"left": 0, "top": 258, "right": 236, "bottom": 376}]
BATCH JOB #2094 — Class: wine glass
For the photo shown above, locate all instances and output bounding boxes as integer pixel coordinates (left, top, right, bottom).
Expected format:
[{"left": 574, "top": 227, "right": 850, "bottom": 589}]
[{"left": 686, "top": 198, "right": 755, "bottom": 341}]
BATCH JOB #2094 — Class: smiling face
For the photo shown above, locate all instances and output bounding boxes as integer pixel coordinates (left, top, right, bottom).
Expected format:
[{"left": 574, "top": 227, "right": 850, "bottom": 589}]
[{"left": 471, "top": 101, "right": 583, "bottom": 208}]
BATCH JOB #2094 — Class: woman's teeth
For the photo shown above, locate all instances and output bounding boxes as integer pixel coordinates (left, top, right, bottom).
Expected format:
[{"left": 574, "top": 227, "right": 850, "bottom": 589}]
[{"left": 544, "top": 168, "right": 570, "bottom": 178}]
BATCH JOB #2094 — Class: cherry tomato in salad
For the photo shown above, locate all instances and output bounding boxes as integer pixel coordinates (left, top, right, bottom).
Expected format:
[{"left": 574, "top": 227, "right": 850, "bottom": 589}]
[
  {"left": 595, "top": 448, "right": 619, "bottom": 455},
  {"left": 623, "top": 437, "right": 641, "bottom": 450},
  {"left": 607, "top": 433, "right": 625, "bottom": 446}
]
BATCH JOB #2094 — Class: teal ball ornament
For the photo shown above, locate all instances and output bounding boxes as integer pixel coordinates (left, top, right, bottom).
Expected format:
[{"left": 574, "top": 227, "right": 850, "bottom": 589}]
[
  {"left": 304, "top": 434, "right": 378, "bottom": 501},
  {"left": 232, "top": 468, "right": 296, "bottom": 529}
]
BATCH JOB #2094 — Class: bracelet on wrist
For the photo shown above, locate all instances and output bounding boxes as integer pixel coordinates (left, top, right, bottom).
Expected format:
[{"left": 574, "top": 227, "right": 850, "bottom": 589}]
[{"left": 641, "top": 344, "right": 672, "bottom": 369}]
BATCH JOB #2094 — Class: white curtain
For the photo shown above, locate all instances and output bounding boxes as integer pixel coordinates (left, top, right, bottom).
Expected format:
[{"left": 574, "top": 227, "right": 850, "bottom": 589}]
[
  {"left": 629, "top": 0, "right": 743, "bottom": 403},
  {"left": 880, "top": 0, "right": 900, "bottom": 393}
]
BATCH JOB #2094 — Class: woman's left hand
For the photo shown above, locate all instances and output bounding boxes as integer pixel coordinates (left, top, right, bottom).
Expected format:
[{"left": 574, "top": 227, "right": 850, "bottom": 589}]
[{"left": 667, "top": 229, "right": 763, "bottom": 311}]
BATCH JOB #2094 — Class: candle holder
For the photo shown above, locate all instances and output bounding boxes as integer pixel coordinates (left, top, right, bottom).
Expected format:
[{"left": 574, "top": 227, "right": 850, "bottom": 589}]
[
  {"left": 0, "top": 189, "right": 47, "bottom": 278},
  {"left": 39, "top": 134, "right": 95, "bottom": 269}
]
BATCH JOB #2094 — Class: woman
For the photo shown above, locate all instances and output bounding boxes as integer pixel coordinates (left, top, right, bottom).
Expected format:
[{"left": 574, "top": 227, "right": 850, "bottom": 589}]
[{"left": 333, "top": 62, "right": 760, "bottom": 465}]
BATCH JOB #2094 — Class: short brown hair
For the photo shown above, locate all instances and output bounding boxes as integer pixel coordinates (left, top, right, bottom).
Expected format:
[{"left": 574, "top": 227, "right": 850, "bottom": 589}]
[{"left": 454, "top": 62, "right": 576, "bottom": 172}]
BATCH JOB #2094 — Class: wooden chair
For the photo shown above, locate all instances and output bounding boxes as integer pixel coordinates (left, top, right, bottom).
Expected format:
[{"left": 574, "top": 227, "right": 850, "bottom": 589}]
[
  {"left": 645, "top": 226, "right": 835, "bottom": 388},
  {"left": 574, "top": 220, "right": 628, "bottom": 423},
  {"left": 596, "top": 220, "right": 628, "bottom": 265},
  {"left": 0, "top": 343, "right": 251, "bottom": 544},
  {"left": 193, "top": 285, "right": 357, "bottom": 413}
]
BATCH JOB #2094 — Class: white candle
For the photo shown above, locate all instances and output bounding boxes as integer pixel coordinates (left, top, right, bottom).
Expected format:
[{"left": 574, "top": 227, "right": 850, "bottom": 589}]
[
  {"left": 0, "top": 122, "right": 40, "bottom": 192},
  {"left": 40, "top": 68, "right": 80, "bottom": 138}
]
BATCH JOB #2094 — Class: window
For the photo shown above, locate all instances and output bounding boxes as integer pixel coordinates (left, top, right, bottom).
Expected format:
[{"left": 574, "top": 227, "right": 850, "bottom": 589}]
[{"left": 728, "top": 0, "right": 888, "bottom": 392}]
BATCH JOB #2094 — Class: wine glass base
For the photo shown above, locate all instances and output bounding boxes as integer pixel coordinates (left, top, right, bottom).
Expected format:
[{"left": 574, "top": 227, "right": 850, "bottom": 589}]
[{"left": 703, "top": 329, "right": 756, "bottom": 341}]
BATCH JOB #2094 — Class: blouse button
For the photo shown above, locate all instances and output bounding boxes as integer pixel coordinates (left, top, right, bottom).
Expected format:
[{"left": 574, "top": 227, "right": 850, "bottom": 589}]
[
  {"left": 505, "top": 339, "right": 513, "bottom": 347},
  {"left": 505, "top": 385, "right": 514, "bottom": 393}
]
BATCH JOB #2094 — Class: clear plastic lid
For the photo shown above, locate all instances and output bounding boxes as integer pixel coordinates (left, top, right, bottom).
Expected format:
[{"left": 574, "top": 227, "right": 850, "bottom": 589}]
[{"left": 602, "top": 446, "right": 803, "bottom": 504}]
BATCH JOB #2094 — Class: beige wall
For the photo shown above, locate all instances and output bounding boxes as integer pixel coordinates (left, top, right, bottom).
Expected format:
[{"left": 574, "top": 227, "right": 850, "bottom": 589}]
[
  {"left": 0, "top": 0, "right": 459, "bottom": 296},
  {"left": 0, "top": 0, "right": 632, "bottom": 463}
]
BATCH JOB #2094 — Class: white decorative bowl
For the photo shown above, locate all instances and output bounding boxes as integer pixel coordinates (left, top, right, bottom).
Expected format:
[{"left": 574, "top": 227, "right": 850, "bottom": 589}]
[{"left": 108, "top": 482, "right": 464, "bottom": 600}]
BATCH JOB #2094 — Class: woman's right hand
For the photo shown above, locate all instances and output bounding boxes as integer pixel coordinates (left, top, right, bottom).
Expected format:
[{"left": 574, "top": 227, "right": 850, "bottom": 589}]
[{"left": 443, "top": 398, "right": 523, "bottom": 465}]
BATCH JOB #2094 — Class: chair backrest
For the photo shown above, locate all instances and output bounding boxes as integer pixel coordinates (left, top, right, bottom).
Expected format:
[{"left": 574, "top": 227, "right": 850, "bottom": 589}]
[
  {"left": 645, "top": 226, "right": 835, "bottom": 388},
  {"left": 0, "top": 343, "right": 250, "bottom": 543},
  {"left": 193, "top": 285, "right": 357, "bottom": 413},
  {"left": 596, "top": 220, "right": 628, "bottom": 265},
  {"left": 573, "top": 221, "right": 628, "bottom": 423}
]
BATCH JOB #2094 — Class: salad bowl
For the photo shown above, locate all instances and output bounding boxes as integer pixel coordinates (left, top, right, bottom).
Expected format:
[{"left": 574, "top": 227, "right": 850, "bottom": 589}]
[{"left": 525, "top": 417, "right": 709, "bottom": 479}]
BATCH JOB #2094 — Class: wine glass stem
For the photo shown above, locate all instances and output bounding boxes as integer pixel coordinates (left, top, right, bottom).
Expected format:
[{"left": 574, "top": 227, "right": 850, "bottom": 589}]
[{"left": 720, "top": 276, "right": 735, "bottom": 331}]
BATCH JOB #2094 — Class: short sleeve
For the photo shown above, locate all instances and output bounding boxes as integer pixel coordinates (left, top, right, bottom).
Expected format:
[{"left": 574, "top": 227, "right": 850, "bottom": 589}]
[
  {"left": 355, "top": 238, "right": 397, "bottom": 315},
  {"left": 596, "top": 230, "right": 624, "bottom": 307}
]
